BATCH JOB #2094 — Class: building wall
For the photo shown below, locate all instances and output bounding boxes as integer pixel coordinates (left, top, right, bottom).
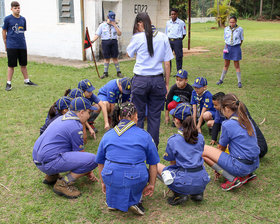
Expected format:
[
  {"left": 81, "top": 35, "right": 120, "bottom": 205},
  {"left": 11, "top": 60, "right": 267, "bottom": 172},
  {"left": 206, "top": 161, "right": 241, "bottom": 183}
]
[{"left": 0, "top": 0, "right": 84, "bottom": 60}]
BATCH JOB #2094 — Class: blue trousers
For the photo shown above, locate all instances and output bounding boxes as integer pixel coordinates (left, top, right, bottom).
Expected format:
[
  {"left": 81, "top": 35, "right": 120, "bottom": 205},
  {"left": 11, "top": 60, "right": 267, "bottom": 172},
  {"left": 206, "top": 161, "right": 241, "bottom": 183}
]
[
  {"left": 131, "top": 75, "right": 166, "bottom": 147},
  {"left": 35, "top": 151, "right": 98, "bottom": 175},
  {"left": 169, "top": 39, "right": 183, "bottom": 71}
]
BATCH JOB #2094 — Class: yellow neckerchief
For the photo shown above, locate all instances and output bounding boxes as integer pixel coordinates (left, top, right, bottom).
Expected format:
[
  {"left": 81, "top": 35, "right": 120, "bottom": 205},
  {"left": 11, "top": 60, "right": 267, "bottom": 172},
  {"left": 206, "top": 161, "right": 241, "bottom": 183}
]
[
  {"left": 114, "top": 119, "right": 136, "bottom": 136},
  {"left": 196, "top": 90, "right": 208, "bottom": 115},
  {"left": 62, "top": 111, "right": 80, "bottom": 121},
  {"left": 230, "top": 115, "right": 238, "bottom": 121},
  {"left": 229, "top": 25, "right": 239, "bottom": 45}
]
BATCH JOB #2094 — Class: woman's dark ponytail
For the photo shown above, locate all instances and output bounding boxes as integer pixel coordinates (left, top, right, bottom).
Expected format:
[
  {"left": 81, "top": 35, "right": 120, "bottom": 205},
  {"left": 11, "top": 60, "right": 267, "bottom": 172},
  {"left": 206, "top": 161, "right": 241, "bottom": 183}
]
[
  {"left": 48, "top": 103, "right": 57, "bottom": 119},
  {"left": 182, "top": 116, "right": 198, "bottom": 144}
]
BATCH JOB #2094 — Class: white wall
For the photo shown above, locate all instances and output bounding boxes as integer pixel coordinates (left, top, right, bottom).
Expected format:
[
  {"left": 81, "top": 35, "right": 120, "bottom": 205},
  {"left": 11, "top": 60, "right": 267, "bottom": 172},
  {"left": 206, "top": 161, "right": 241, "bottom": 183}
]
[{"left": 0, "top": 0, "right": 84, "bottom": 60}]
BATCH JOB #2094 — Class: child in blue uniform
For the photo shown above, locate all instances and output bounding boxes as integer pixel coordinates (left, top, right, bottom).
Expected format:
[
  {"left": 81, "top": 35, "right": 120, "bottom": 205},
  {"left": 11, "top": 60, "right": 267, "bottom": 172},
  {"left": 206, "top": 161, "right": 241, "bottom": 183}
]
[
  {"left": 40, "top": 96, "right": 71, "bottom": 135},
  {"left": 97, "top": 77, "right": 131, "bottom": 125},
  {"left": 127, "top": 12, "right": 174, "bottom": 147},
  {"left": 33, "top": 97, "right": 98, "bottom": 198},
  {"left": 78, "top": 79, "right": 109, "bottom": 131},
  {"left": 203, "top": 94, "right": 260, "bottom": 191},
  {"left": 96, "top": 102, "right": 160, "bottom": 215},
  {"left": 191, "top": 77, "right": 216, "bottom": 134},
  {"left": 216, "top": 16, "right": 244, "bottom": 88},
  {"left": 165, "top": 69, "right": 193, "bottom": 125},
  {"left": 91, "top": 11, "right": 123, "bottom": 79},
  {"left": 157, "top": 103, "right": 210, "bottom": 205}
]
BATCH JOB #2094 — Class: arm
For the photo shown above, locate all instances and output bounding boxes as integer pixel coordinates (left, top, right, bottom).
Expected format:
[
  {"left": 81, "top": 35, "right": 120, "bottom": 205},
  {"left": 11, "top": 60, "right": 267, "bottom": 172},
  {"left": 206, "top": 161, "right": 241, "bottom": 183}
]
[
  {"left": 91, "top": 34, "right": 100, "bottom": 43},
  {"left": 98, "top": 164, "right": 106, "bottom": 194},
  {"left": 110, "top": 21, "right": 121, "bottom": 36},
  {"left": 192, "top": 104, "right": 197, "bottom": 125},
  {"left": 197, "top": 107, "right": 208, "bottom": 132},
  {"left": 98, "top": 101, "right": 110, "bottom": 130},
  {"left": 85, "top": 121, "right": 96, "bottom": 140},
  {"left": 164, "top": 61, "right": 170, "bottom": 94},
  {"left": 210, "top": 122, "right": 221, "bottom": 145},
  {"left": 109, "top": 103, "right": 115, "bottom": 116},
  {"left": 143, "top": 164, "right": 157, "bottom": 197},
  {"left": 165, "top": 110, "right": 170, "bottom": 124},
  {"left": 2, "top": 29, "right": 7, "bottom": 51}
]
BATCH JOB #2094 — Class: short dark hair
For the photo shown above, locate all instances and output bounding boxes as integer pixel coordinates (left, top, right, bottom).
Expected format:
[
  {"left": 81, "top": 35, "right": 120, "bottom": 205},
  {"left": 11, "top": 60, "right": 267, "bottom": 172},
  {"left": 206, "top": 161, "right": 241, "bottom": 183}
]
[
  {"left": 11, "top": 1, "right": 20, "bottom": 7},
  {"left": 212, "top": 92, "right": 225, "bottom": 102},
  {"left": 171, "top": 8, "right": 178, "bottom": 13},
  {"left": 229, "top": 15, "right": 237, "bottom": 22}
]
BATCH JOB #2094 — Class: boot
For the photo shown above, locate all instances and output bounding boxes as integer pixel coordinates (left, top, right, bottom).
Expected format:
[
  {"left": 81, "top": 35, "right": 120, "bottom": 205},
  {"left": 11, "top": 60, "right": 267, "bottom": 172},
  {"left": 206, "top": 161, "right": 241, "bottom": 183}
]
[
  {"left": 43, "top": 174, "right": 61, "bottom": 185},
  {"left": 53, "top": 179, "right": 81, "bottom": 199}
]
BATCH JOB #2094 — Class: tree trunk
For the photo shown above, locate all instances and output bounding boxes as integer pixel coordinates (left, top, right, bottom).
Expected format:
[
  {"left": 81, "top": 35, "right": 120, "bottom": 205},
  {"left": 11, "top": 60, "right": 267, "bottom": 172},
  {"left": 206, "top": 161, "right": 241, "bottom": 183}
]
[
  {"left": 217, "top": 0, "right": 221, "bottom": 27},
  {"left": 259, "top": 0, "right": 263, "bottom": 17},
  {"left": 271, "top": 0, "right": 275, "bottom": 19}
]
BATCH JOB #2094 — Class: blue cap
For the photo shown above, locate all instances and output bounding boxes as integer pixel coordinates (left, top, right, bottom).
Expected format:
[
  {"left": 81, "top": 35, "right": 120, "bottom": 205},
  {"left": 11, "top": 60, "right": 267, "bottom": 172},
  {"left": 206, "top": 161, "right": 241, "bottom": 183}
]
[
  {"left": 56, "top": 96, "right": 72, "bottom": 110},
  {"left": 192, "top": 77, "right": 208, "bottom": 88},
  {"left": 174, "top": 69, "right": 188, "bottom": 79},
  {"left": 70, "top": 97, "right": 97, "bottom": 111},
  {"left": 108, "top": 11, "right": 116, "bottom": 21},
  {"left": 78, "top": 79, "right": 95, "bottom": 92},
  {"left": 119, "top": 77, "right": 131, "bottom": 95},
  {"left": 170, "top": 103, "right": 192, "bottom": 121},
  {"left": 68, "top": 88, "right": 85, "bottom": 99}
]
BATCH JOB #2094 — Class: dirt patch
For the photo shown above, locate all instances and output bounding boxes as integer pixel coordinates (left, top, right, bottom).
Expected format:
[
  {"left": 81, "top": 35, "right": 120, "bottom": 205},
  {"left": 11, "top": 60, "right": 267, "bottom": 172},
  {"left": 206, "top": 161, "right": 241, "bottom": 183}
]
[{"left": 183, "top": 47, "right": 210, "bottom": 56}]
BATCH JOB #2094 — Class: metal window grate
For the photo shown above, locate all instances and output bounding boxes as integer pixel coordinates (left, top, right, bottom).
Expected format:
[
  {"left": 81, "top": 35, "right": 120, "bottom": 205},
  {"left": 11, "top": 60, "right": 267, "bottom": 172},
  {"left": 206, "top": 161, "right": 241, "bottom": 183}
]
[
  {"left": 0, "top": 0, "right": 5, "bottom": 26},
  {"left": 59, "top": 0, "right": 74, "bottom": 23}
]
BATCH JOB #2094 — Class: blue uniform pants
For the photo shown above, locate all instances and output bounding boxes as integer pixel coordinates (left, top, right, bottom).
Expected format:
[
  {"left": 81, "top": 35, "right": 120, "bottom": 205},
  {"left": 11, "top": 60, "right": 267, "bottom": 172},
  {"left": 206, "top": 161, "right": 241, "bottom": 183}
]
[
  {"left": 35, "top": 151, "right": 98, "bottom": 176},
  {"left": 169, "top": 39, "right": 183, "bottom": 71},
  {"left": 131, "top": 75, "right": 167, "bottom": 147}
]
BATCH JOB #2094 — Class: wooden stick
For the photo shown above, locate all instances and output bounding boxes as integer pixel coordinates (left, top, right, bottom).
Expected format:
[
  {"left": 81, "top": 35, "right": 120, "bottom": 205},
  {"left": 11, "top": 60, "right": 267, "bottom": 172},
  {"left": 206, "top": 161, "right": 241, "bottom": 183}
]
[{"left": 0, "top": 183, "right": 10, "bottom": 191}]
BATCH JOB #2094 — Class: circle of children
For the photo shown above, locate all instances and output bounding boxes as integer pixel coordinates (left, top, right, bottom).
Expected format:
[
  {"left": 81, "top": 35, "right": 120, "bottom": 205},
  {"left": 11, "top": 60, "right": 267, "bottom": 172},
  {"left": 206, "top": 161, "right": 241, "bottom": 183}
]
[{"left": 32, "top": 14, "right": 268, "bottom": 217}]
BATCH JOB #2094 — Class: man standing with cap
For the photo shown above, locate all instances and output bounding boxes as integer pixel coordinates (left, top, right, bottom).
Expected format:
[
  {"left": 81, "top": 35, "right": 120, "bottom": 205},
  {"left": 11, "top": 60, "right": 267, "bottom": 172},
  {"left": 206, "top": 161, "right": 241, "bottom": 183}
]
[
  {"left": 165, "top": 8, "right": 186, "bottom": 72},
  {"left": 91, "top": 11, "right": 123, "bottom": 79},
  {"left": 33, "top": 97, "right": 98, "bottom": 199}
]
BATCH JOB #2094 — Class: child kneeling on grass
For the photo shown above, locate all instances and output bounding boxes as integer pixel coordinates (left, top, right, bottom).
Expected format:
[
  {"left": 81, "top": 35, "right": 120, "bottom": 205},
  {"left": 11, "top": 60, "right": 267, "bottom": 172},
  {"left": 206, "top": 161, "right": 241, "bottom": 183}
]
[
  {"left": 190, "top": 77, "right": 216, "bottom": 134},
  {"left": 203, "top": 94, "right": 260, "bottom": 191},
  {"left": 157, "top": 103, "right": 210, "bottom": 206}
]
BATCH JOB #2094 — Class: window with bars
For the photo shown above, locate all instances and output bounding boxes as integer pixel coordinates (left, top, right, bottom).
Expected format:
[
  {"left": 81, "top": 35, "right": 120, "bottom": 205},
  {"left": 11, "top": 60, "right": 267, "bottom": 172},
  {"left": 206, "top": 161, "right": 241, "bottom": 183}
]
[
  {"left": 58, "top": 0, "right": 74, "bottom": 23},
  {"left": 0, "top": 0, "right": 5, "bottom": 26}
]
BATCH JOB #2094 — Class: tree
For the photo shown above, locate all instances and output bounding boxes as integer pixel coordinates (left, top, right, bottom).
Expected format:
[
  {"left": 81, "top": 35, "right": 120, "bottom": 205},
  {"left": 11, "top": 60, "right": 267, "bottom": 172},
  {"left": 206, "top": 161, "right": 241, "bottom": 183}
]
[{"left": 207, "top": 0, "right": 237, "bottom": 27}]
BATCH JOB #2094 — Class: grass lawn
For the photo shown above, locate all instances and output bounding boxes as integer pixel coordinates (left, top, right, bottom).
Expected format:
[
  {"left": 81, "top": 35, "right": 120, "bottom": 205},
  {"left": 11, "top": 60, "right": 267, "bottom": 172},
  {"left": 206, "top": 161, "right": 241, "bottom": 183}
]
[{"left": 0, "top": 20, "right": 279, "bottom": 223}]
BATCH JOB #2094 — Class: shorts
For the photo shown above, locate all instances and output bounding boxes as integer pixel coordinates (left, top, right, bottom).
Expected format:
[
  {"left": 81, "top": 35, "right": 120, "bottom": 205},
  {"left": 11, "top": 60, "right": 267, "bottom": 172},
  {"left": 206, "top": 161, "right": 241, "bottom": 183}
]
[
  {"left": 7, "top": 48, "right": 27, "bottom": 67},
  {"left": 101, "top": 39, "right": 119, "bottom": 59},
  {"left": 223, "top": 44, "right": 242, "bottom": 61},
  {"left": 218, "top": 152, "right": 259, "bottom": 177}
]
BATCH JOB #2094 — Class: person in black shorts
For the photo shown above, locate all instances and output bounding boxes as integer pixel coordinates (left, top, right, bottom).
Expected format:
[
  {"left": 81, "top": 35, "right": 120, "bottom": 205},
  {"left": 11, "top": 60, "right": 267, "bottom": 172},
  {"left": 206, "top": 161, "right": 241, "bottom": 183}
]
[{"left": 2, "top": 1, "right": 37, "bottom": 91}]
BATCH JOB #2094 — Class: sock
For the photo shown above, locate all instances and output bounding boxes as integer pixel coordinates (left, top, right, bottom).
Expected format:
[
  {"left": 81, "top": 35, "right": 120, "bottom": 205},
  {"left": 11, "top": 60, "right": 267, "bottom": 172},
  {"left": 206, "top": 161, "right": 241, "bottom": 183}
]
[
  {"left": 114, "top": 63, "right": 121, "bottom": 72},
  {"left": 104, "top": 63, "right": 109, "bottom": 73},
  {"left": 7, "top": 81, "right": 11, "bottom": 85},
  {"left": 211, "top": 163, "right": 235, "bottom": 182},
  {"left": 220, "top": 70, "right": 227, "bottom": 81},
  {"left": 24, "top": 79, "right": 30, "bottom": 83},
  {"left": 236, "top": 72, "right": 241, "bottom": 83},
  {"left": 62, "top": 173, "right": 76, "bottom": 184}
]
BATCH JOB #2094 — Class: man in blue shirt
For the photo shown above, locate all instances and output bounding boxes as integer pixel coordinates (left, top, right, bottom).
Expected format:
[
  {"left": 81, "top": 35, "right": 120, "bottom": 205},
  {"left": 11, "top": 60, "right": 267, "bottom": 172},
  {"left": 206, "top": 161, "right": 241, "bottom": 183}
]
[
  {"left": 165, "top": 8, "right": 186, "bottom": 71},
  {"left": 33, "top": 97, "right": 98, "bottom": 199},
  {"left": 2, "top": 1, "right": 37, "bottom": 91}
]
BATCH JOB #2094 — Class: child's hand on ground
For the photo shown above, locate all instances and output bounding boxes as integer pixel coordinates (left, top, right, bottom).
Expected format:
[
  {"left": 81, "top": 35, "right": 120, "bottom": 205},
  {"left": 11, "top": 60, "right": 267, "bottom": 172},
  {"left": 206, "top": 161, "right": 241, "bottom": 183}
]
[
  {"left": 87, "top": 171, "right": 99, "bottom": 182},
  {"left": 210, "top": 140, "right": 217, "bottom": 145}
]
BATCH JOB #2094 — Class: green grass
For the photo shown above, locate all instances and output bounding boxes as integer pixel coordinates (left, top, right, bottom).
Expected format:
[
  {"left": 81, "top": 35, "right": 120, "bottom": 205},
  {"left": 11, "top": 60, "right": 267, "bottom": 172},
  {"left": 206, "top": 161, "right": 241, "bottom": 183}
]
[{"left": 0, "top": 20, "right": 280, "bottom": 223}]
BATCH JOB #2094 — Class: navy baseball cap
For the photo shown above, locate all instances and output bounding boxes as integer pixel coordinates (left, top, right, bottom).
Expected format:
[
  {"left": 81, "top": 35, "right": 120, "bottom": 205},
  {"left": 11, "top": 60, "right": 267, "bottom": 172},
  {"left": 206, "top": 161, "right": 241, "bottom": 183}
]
[
  {"left": 70, "top": 97, "right": 97, "bottom": 111},
  {"left": 170, "top": 103, "right": 192, "bottom": 121},
  {"left": 78, "top": 79, "right": 95, "bottom": 92},
  {"left": 108, "top": 11, "right": 116, "bottom": 21},
  {"left": 192, "top": 77, "right": 208, "bottom": 88},
  {"left": 68, "top": 88, "right": 85, "bottom": 99},
  {"left": 56, "top": 96, "right": 72, "bottom": 110},
  {"left": 174, "top": 69, "right": 188, "bottom": 79},
  {"left": 119, "top": 77, "right": 131, "bottom": 95}
]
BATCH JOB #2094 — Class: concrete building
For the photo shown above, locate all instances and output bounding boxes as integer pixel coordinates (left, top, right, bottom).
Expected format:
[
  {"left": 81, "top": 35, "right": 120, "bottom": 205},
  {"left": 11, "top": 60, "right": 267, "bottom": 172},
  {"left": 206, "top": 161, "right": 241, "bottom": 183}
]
[{"left": 0, "top": 0, "right": 169, "bottom": 61}]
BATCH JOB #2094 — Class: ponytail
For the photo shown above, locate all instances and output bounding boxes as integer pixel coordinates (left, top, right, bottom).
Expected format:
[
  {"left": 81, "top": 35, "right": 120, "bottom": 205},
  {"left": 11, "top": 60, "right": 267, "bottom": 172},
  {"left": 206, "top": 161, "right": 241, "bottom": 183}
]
[
  {"left": 64, "top": 88, "right": 71, "bottom": 96},
  {"left": 222, "top": 94, "right": 254, "bottom": 136},
  {"left": 112, "top": 105, "right": 121, "bottom": 127},
  {"left": 182, "top": 116, "right": 198, "bottom": 144},
  {"left": 48, "top": 103, "right": 57, "bottom": 119}
]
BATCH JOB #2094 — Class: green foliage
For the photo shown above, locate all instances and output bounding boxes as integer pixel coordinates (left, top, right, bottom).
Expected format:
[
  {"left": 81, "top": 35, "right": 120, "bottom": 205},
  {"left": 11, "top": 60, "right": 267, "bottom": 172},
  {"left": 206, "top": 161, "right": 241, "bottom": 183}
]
[
  {"left": 207, "top": 0, "right": 237, "bottom": 27},
  {"left": 0, "top": 20, "right": 280, "bottom": 223}
]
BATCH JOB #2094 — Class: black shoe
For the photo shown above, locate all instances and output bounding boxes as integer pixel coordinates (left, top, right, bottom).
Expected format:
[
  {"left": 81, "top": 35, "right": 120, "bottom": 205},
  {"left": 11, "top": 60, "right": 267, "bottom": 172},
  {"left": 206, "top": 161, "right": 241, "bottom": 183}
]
[
  {"left": 190, "top": 193, "right": 204, "bottom": 202},
  {"left": 24, "top": 80, "right": 38, "bottom": 86},
  {"left": 167, "top": 192, "right": 188, "bottom": 206},
  {"left": 238, "top": 82, "right": 242, "bottom": 88},
  {"left": 137, "top": 202, "right": 145, "bottom": 212},
  {"left": 216, "top": 80, "right": 223, "bottom": 85},
  {"left": 5, "top": 83, "right": 12, "bottom": 91},
  {"left": 129, "top": 204, "right": 145, "bottom": 215},
  {"left": 101, "top": 72, "right": 108, "bottom": 79},
  {"left": 117, "top": 71, "right": 123, "bottom": 78}
]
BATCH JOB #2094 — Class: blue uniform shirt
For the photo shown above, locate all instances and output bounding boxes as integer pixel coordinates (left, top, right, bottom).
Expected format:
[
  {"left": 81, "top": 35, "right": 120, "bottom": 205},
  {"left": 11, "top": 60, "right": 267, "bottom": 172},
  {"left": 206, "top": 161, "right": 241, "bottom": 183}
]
[
  {"left": 33, "top": 111, "right": 84, "bottom": 163},
  {"left": 219, "top": 116, "right": 260, "bottom": 161},
  {"left": 164, "top": 130, "right": 205, "bottom": 168},
  {"left": 224, "top": 26, "right": 244, "bottom": 46},
  {"left": 98, "top": 79, "right": 130, "bottom": 103},
  {"left": 190, "top": 90, "right": 216, "bottom": 115},
  {"left": 165, "top": 18, "right": 186, "bottom": 39},
  {"left": 214, "top": 110, "right": 226, "bottom": 124},
  {"left": 87, "top": 93, "right": 100, "bottom": 105},
  {"left": 126, "top": 31, "right": 174, "bottom": 76},
  {"left": 96, "top": 22, "right": 119, "bottom": 40},
  {"left": 2, "top": 14, "right": 27, "bottom": 49},
  {"left": 96, "top": 119, "right": 160, "bottom": 165}
]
